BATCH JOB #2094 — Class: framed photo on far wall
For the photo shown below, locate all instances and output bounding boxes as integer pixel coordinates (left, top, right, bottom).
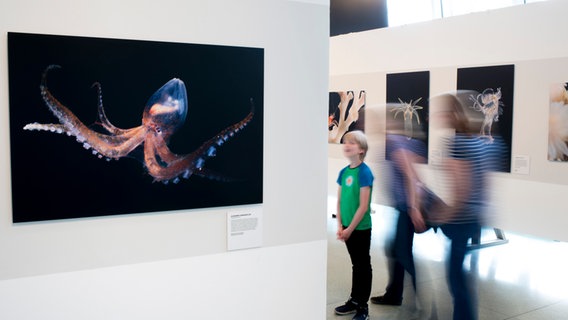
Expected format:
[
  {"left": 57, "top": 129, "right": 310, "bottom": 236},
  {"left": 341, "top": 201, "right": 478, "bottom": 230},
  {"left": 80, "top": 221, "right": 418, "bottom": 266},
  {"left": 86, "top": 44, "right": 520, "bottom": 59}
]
[
  {"left": 549, "top": 82, "right": 568, "bottom": 162},
  {"left": 328, "top": 90, "right": 366, "bottom": 144},
  {"left": 457, "top": 64, "right": 514, "bottom": 172},
  {"left": 8, "top": 32, "right": 264, "bottom": 222},
  {"left": 386, "top": 71, "right": 430, "bottom": 159}
]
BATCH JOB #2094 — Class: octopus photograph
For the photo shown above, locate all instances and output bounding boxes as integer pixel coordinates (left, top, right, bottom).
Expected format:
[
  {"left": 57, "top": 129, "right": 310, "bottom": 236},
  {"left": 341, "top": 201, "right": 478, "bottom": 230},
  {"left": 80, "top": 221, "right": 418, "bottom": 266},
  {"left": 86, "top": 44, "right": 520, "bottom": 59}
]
[{"left": 8, "top": 32, "right": 264, "bottom": 222}]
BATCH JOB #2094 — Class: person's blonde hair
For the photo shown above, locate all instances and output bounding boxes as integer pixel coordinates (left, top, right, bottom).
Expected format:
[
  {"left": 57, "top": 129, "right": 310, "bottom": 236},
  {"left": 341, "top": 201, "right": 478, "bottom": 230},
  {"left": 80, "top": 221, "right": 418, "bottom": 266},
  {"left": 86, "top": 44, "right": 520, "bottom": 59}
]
[{"left": 343, "top": 130, "right": 369, "bottom": 160}]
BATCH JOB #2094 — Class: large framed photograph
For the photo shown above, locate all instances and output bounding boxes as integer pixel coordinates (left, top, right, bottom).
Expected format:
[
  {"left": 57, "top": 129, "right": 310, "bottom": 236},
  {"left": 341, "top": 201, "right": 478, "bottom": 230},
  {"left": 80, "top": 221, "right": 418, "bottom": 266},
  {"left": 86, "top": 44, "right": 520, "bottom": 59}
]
[{"left": 8, "top": 32, "right": 264, "bottom": 222}]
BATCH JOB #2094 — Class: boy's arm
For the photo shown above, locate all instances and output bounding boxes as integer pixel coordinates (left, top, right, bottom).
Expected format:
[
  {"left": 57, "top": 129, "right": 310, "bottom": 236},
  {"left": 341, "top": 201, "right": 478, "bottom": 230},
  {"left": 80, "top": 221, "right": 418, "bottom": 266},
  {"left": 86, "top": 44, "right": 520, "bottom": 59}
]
[
  {"left": 336, "top": 187, "right": 343, "bottom": 238},
  {"left": 339, "top": 186, "right": 371, "bottom": 241}
]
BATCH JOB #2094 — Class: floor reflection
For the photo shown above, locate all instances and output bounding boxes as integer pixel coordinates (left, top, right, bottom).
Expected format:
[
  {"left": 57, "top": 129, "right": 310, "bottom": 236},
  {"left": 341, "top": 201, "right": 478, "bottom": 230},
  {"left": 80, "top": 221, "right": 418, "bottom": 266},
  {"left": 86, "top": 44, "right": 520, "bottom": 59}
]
[{"left": 327, "top": 197, "right": 568, "bottom": 319}]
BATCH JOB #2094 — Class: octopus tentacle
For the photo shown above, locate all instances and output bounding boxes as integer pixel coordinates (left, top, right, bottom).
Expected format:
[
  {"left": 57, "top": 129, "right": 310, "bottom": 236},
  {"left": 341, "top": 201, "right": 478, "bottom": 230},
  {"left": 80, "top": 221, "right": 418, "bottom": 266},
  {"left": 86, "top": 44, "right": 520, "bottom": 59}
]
[
  {"left": 189, "top": 105, "right": 254, "bottom": 165},
  {"left": 92, "top": 82, "right": 131, "bottom": 135},
  {"left": 25, "top": 65, "right": 147, "bottom": 159},
  {"left": 144, "top": 102, "right": 255, "bottom": 183},
  {"left": 23, "top": 123, "right": 67, "bottom": 135}
]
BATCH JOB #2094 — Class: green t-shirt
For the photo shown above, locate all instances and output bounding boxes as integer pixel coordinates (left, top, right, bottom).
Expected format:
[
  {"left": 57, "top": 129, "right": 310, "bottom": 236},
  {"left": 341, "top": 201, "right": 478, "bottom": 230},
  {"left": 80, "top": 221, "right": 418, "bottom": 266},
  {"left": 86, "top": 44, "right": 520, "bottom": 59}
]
[{"left": 337, "top": 162, "right": 374, "bottom": 230}]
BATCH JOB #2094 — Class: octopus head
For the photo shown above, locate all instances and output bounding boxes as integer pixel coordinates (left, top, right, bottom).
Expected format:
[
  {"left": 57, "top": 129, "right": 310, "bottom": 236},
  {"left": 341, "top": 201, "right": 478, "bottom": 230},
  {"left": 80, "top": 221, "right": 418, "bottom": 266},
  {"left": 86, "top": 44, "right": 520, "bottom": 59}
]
[{"left": 143, "top": 78, "right": 188, "bottom": 138}]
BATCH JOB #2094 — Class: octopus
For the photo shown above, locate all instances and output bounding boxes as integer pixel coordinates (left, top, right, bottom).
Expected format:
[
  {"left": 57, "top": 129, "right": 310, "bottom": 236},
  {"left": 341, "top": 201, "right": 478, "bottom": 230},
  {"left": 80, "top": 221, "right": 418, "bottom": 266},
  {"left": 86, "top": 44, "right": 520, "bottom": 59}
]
[
  {"left": 469, "top": 87, "right": 503, "bottom": 142},
  {"left": 390, "top": 97, "right": 423, "bottom": 140},
  {"left": 24, "top": 65, "right": 254, "bottom": 184}
]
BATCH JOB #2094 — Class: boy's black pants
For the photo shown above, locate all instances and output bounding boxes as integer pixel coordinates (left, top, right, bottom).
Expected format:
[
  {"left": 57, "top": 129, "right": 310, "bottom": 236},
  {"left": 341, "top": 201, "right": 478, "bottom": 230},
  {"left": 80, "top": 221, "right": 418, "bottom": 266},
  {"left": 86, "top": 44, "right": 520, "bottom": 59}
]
[{"left": 345, "top": 228, "right": 372, "bottom": 306}]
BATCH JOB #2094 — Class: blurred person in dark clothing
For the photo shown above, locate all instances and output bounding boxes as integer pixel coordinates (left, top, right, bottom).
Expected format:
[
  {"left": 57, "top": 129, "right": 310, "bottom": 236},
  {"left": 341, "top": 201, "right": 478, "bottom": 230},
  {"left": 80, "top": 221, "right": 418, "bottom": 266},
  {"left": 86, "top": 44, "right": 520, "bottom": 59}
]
[{"left": 372, "top": 108, "right": 427, "bottom": 307}]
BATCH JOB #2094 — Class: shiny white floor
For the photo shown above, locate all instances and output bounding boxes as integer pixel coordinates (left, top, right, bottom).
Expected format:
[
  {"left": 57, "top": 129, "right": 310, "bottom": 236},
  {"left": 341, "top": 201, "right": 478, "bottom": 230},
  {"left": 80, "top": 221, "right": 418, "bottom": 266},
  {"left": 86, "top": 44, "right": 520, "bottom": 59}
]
[{"left": 327, "top": 200, "right": 568, "bottom": 320}]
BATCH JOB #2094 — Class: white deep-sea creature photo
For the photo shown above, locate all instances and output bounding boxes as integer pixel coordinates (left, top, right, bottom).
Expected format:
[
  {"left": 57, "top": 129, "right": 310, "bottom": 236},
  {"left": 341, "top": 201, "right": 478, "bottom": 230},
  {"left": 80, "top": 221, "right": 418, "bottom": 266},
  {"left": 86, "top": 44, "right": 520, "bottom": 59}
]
[
  {"left": 469, "top": 88, "right": 503, "bottom": 142},
  {"left": 548, "top": 83, "right": 568, "bottom": 161},
  {"left": 390, "top": 97, "right": 423, "bottom": 139}
]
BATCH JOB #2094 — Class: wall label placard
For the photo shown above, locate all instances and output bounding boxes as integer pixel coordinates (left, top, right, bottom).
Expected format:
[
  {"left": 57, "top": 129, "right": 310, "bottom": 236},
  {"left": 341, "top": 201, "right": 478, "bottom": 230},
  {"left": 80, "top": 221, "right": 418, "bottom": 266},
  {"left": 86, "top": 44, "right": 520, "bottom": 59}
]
[
  {"left": 512, "top": 154, "right": 530, "bottom": 175},
  {"left": 227, "top": 207, "right": 263, "bottom": 251}
]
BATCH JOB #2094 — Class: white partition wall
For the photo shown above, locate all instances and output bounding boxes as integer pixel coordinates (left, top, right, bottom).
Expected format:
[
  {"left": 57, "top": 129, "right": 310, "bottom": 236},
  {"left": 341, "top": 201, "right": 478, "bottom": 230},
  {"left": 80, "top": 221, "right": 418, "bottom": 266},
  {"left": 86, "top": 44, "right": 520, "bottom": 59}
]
[
  {"left": 0, "top": 0, "right": 329, "bottom": 319},
  {"left": 329, "top": 1, "right": 568, "bottom": 242}
]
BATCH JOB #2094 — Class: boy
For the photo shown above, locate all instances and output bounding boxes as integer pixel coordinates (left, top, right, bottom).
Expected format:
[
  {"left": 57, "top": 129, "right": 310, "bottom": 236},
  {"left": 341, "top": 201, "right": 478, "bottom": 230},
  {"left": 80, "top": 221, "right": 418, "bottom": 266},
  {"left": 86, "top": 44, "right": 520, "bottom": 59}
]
[{"left": 335, "top": 130, "right": 374, "bottom": 320}]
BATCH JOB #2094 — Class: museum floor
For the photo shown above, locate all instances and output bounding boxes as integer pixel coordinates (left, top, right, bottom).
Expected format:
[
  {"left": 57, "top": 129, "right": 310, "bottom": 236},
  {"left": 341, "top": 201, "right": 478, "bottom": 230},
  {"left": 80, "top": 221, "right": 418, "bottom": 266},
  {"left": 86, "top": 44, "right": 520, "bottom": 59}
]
[{"left": 326, "top": 199, "right": 568, "bottom": 320}]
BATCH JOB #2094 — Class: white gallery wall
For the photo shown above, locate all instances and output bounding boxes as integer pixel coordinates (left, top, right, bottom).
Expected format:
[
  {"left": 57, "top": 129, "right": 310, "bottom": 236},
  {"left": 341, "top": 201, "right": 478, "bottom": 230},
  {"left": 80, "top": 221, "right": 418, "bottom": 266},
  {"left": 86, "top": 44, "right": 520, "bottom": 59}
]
[
  {"left": 329, "top": 0, "right": 568, "bottom": 242},
  {"left": 0, "top": 0, "right": 329, "bottom": 319}
]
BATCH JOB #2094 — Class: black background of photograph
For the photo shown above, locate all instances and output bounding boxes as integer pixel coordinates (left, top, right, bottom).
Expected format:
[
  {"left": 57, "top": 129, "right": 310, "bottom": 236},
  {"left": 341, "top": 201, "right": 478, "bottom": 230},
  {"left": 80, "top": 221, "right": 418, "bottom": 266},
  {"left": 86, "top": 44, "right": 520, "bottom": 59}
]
[{"left": 8, "top": 32, "right": 264, "bottom": 222}]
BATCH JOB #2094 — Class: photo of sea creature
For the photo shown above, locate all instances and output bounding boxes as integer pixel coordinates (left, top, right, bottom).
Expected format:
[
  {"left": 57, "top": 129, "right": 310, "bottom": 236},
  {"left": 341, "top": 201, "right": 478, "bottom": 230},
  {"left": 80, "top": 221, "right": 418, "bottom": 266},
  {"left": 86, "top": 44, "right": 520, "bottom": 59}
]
[
  {"left": 548, "top": 82, "right": 568, "bottom": 162},
  {"left": 328, "top": 90, "right": 366, "bottom": 143},
  {"left": 8, "top": 32, "right": 264, "bottom": 222},
  {"left": 457, "top": 64, "right": 514, "bottom": 172}
]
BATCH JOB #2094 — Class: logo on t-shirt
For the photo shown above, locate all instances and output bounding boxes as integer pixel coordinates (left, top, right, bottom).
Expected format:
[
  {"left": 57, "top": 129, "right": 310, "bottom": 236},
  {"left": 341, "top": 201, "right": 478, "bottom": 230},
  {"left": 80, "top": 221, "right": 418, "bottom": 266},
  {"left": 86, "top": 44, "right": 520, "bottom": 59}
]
[{"left": 345, "top": 175, "right": 353, "bottom": 187}]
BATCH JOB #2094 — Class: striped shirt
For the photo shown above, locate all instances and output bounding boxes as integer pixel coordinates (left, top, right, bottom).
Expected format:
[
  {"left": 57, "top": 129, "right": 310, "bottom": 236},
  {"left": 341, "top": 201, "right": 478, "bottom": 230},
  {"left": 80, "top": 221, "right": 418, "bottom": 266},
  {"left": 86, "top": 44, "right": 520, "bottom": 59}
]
[{"left": 448, "top": 134, "right": 490, "bottom": 223}]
